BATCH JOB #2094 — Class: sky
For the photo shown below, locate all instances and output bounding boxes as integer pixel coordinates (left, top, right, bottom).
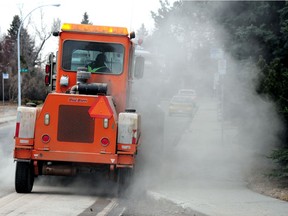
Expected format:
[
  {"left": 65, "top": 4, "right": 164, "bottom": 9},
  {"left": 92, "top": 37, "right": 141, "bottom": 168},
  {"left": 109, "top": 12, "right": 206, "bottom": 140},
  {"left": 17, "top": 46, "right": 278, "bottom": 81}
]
[
  {"left": 0, "top": 0, "right": 166, "bottom": 35},
  {"left": 0, "top": 0, "right": 173, "bottom": 58}
]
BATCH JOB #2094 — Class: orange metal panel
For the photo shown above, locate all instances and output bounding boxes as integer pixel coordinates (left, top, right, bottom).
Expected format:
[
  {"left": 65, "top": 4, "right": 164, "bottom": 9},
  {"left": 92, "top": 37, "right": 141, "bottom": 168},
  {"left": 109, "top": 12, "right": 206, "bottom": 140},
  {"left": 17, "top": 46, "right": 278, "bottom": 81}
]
[
  {"left": 117, "top": 143, "right": 137, "bottom": 153},
  {"left": 15, "top": 137, "right": 34, "bottom": 146},
  {"left": 14, "top": 148, "right": 32, "bottom": 159},
  {"left": 33, "top": 94, "right": 118, "bottom": 157},
  {"left": 118, "top": 154, "right": 135, "bottom": 165},
  {"left": 31, "top": 150, "right": 118, "bottom": 164}
]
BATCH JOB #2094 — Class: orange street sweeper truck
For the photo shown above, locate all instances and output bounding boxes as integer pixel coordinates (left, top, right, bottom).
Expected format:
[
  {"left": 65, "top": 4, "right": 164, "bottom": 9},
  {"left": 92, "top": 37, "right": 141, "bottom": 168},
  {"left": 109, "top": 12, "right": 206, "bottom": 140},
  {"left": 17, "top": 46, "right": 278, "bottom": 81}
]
[{"left": 13, "top": 23, "right": 145, "bottom": 193}]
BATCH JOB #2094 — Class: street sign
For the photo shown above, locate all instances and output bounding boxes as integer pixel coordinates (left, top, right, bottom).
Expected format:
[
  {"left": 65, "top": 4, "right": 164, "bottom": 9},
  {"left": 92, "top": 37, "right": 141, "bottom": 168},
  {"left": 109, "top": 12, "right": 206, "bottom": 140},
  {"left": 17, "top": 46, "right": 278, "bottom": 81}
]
[
  {"left": 20, "top": 68, "right": 28, "bottom": 73},
  {"left": 2, "top": 72, "right": 8, "bottom": 105},
  {"left": 2, "top": 73, "right": 9, "bottom": 79}
]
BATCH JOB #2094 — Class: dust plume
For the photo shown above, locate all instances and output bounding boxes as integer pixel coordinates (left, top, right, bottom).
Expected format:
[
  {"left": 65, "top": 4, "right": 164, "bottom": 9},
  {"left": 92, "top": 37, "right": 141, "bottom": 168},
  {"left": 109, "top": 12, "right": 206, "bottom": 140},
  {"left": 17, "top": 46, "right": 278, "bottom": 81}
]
[
  {"left": 127, "top": 1, "right": 284, "bottom": 198},
  {"left": 0, "top": 123, "right": 16, "bottom": 191}
]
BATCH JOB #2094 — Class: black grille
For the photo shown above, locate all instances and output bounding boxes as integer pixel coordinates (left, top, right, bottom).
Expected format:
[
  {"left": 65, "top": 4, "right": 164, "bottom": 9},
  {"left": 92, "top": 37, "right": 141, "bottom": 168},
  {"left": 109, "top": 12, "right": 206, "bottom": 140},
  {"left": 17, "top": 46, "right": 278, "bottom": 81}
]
[{"left": 57, "top": 105, "right": 94, "bottom": 143}]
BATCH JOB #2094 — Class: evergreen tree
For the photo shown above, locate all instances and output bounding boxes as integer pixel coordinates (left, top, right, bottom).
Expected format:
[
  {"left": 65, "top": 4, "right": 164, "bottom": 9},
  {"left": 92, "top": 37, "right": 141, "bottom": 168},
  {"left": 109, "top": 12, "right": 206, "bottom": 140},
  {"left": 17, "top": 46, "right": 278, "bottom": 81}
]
[
  {"left": 7, "top": 15, "right": 36, "bottom": 71},
  {"left": 81, "top": 12, "right": 92, "bottom": 25},
  {"left": 7, "top": 15, "right": 20, "bottom": 40},
  {"left": 136, "top": 23, "right": 149, "bottom": 46},
  {"left": 137, "top": 23, "right": 149, "bottom": 39},
  {"left": 4, "top": 15, "right": 46, "bottom": 102},
  {"left": 150, "top": 0, "right": 288, "bottom": 177}
]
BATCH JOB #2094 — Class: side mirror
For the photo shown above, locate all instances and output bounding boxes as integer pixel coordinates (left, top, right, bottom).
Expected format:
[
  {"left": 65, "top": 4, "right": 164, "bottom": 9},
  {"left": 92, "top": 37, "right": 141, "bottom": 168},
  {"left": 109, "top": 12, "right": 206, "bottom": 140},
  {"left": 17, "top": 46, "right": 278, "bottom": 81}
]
[{"left": 134, "top": 56, "right": 144, "bottom": 79}]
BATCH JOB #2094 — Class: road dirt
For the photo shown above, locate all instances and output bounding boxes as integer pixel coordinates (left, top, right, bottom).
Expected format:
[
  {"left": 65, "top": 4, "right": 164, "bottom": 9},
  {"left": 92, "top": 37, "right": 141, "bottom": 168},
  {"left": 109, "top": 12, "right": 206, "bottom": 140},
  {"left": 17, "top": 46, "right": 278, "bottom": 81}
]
[{"left": 248, "top": 173, "right": 288, "bottom": 202}]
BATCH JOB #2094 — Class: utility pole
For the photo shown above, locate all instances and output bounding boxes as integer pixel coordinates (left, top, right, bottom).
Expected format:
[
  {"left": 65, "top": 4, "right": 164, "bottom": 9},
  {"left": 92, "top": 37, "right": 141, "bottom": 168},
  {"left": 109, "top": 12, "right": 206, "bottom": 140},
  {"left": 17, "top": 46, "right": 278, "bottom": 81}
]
[{"left": 2, "top": 72, "right": 4, "bottom": 106}]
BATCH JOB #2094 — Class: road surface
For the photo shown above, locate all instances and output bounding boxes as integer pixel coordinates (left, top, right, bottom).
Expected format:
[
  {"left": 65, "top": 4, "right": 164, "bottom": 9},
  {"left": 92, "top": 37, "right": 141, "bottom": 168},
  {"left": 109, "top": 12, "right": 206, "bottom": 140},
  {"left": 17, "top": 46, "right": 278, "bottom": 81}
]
[
  {"left": 1, "top": 98, "right": 288, "bottom": 215},
  {"left": 0, "top": 103, "right": 194, "bottom": 216}
]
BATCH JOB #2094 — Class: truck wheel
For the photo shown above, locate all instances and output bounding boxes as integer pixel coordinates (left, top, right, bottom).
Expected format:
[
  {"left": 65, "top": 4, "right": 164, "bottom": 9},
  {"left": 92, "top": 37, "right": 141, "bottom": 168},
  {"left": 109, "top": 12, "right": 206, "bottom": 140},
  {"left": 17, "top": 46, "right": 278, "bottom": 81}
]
[
  {"left": 117, "top": 168, "right": 133, "bottom": 197},
  {"left": 15, "top": 161, "right": 34, "bottom": 193}
]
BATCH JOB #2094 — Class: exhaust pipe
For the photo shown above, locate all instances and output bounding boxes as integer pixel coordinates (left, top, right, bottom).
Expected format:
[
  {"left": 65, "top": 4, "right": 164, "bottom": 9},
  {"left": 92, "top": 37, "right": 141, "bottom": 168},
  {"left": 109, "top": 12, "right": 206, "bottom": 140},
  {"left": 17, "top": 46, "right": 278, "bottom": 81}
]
[{"left": 42, "top": 164, "right": 77, "bottom": 176}]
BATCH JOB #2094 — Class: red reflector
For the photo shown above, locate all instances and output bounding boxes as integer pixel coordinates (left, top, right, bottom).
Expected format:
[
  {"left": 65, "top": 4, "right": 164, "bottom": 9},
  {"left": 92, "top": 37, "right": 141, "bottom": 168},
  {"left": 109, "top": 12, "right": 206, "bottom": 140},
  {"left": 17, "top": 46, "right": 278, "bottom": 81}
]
[
  {"left": 101, "top": 137, "right": 110, "bottom": 147},
  {"left": 45, "top": 75, "right": 50, "bottom": 85},
  {"left": 42, "top": 134, "right": 50, "bottom": 143},
  {"left": 15, "top": 122, "right": 20, "bottom": 137},
  {"left": 45, "top": 65, "right": 51, "bottom": 73}
]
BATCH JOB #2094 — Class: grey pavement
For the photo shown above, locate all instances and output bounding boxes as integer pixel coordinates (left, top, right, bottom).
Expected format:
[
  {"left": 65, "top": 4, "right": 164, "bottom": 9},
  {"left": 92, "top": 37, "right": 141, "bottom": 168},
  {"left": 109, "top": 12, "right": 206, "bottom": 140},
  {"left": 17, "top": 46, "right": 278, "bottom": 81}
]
[
  {"left": 0, "top": 106, "right": 17, "bottom": 124},
  {"left": 2, "top": 102, "right": 288, "bottom": 215},
  {"left": 148, "top": 97, "right": 288, "bottom": 216}
]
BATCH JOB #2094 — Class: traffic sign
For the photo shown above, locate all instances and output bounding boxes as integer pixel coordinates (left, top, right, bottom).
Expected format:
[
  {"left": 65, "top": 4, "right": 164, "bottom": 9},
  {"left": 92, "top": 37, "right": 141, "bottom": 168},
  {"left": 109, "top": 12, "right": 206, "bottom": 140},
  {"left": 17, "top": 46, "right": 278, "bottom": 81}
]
[
  {"left": 20, "top": 68, "right": 28, "bottom": 73},
  {"left": 89, "top": 96, "right": 113, "bottom": 119},
  {"left": 2, "top": 73, "right": 9, "bottom": 79}
]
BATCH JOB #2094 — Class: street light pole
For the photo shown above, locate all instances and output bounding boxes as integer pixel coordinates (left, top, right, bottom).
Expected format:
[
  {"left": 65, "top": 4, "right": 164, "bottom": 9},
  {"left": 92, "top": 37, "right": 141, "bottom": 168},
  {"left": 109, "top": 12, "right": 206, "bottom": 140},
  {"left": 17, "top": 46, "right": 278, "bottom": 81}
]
[
  {"left": 17, "top": 3, "right": 60, "bottom": 107},
  {"left": 2, "top": 72, "right": 4, "bottom": 106}
]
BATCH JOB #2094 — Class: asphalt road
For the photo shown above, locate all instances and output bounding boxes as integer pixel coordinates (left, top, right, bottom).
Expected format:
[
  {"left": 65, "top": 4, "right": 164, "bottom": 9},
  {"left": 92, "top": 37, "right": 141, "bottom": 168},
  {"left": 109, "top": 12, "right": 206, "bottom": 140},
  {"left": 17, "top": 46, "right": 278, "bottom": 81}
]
[
  {"left": 1, "top": 98, "right": 288, "bottom": 215},
  {"left": 0, "top": 103, "right": 194, "bottom": 216}
]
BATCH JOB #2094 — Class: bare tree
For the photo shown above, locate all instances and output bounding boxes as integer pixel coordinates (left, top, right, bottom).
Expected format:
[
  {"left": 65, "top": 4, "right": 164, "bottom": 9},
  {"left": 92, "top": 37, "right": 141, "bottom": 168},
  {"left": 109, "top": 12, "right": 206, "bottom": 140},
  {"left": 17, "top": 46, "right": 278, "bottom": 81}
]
[
  {"left": 32, "top": 10, "right": 61, "bottom": 66},
  {"left": 15, "top": 6, "right": 61, "bottom": 102}
]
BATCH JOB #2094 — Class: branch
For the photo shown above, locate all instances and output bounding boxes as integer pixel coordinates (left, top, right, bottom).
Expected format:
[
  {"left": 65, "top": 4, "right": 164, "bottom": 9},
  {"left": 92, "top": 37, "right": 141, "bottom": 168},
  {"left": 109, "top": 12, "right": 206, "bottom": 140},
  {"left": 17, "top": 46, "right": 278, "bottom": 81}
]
[{"left": 33, "top": 34, "right": 51, "bottom": 66}]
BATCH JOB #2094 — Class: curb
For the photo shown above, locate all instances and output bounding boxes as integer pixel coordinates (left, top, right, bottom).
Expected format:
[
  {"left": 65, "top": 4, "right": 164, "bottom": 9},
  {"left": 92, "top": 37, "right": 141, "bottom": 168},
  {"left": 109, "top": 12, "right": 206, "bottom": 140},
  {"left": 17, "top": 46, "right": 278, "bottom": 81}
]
[
  {"left": 0, "top": 116, "right": 16, "bottom": 125},
  {"left": 147, "top": 191, "right": 209, "bottom": 216}
]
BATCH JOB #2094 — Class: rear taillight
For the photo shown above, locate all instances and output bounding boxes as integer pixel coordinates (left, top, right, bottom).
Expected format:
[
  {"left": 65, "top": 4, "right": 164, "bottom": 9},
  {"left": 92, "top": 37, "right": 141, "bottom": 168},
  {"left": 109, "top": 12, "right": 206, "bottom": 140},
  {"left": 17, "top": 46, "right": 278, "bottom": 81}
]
[
  {"left": 45, "top": 64, "right": 51, "bottom": 86},
  {"left": 42, "top": 134, "right": 50, "bottom": 143},
  {"left": 45, "top": 75, "right": 50, "bottom": 85},
  {"left": 45, "top": 64, "right": 51, "bottom": 73},
  {"left": 100, "top": 137, "right": 110, "bottom": 147}
]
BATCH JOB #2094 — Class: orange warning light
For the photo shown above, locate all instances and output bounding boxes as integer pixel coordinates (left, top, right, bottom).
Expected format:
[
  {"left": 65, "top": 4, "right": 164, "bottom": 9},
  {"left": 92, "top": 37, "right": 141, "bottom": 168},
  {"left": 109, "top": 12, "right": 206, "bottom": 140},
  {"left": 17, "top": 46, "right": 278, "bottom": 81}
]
[{"left": 61, "top": 23, "right": 128, "bottom": 35}]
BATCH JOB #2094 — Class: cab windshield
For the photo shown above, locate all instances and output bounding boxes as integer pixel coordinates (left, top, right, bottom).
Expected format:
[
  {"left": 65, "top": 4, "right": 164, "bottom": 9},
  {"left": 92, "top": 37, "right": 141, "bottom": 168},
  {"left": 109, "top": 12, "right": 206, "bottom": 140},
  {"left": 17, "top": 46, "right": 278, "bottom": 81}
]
[{"left": 62, "top": 40, "right": 124, "bottom": 74}]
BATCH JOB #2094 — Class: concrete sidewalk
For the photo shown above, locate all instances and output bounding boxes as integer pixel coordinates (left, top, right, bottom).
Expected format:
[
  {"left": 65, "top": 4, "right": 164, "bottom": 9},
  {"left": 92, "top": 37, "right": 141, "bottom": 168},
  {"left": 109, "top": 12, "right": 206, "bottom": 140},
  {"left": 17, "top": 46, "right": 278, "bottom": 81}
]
[
  {"left": 0, "top": 106, "right": 17, "bottom": 124},
  {"left": 149, "top": 97, "right": 288, "bottom": 216}
]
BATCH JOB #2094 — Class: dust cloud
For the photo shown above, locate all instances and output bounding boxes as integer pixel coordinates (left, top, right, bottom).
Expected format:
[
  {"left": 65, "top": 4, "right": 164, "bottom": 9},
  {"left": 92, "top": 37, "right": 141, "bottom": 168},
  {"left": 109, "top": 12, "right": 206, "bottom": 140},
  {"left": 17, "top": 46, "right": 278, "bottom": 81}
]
[
  {"left": 0, "top": 123, "right": 16, "bottom": 191},
  {"left": 127, "top": 1, "right": 284, "bottom": 197},
  {"left": 0, "top": 2, "right": 284, "bottom": 202}
]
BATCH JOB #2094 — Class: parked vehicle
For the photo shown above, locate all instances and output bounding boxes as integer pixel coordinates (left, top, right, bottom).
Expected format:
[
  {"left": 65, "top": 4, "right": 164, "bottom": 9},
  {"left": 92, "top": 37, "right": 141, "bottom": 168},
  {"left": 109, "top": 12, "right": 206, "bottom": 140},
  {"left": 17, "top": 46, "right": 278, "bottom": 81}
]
[
  {"left": 178, "top": 89, "right": 197, "bottom": 100},
  {"left": 169, "top": 95, "right": 196, "bottom": 116}
]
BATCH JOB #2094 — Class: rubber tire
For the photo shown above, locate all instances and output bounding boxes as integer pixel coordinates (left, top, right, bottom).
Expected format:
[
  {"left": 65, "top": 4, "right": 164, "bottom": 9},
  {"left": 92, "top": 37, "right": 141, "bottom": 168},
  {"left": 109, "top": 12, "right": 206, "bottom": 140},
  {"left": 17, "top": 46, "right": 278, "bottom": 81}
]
[
  {"left": 15, "top": 161, "right": 34, "bottom": 193},
  {"left": 117, "top": 168, "right": 133, "bottom": 197}
]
